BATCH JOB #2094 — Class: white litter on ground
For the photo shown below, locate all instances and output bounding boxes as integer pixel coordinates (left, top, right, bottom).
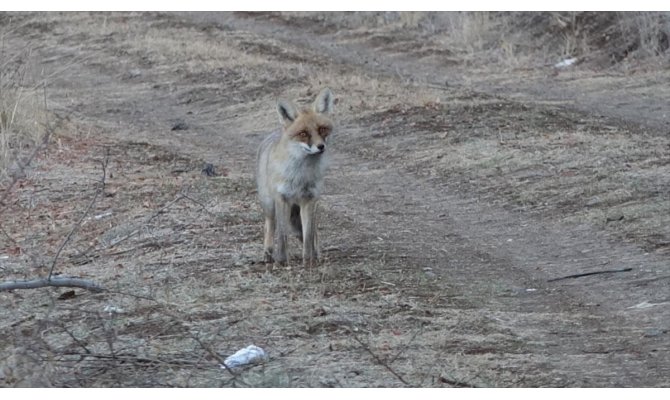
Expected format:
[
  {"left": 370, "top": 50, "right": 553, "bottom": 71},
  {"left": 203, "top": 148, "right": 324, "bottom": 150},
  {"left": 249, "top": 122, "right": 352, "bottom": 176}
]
[
  {"left": 627, "top": 301, "right": 669, "bottom": 310},
  {"left": 554, "top": 58, "right": 578, "bottom": 68},
  {"left": 221, "top": 345, "right": 268, "bottom": 369}
]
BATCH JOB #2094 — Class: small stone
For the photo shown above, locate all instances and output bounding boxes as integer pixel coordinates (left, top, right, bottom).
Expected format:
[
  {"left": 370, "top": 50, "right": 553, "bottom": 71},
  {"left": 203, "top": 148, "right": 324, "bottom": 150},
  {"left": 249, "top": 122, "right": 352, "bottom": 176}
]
[
  {"left": 171, "top": 120, "right": 189, "bottom": 131},
  {"left": 201, "top": 163, "right": 217, "bottom": 177},
  {"left": 644, "top": 328, "right": 667, "bottom": 338},
  {"left": 606, "top": 214, "right": 625, "bottom": 223}
]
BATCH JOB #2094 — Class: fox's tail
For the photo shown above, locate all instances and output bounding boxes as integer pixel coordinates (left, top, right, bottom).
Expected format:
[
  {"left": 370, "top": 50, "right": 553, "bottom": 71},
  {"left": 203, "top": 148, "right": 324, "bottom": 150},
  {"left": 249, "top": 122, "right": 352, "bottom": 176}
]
[{"left": 290, "top": 204, "right": 303, "bottom": 242}]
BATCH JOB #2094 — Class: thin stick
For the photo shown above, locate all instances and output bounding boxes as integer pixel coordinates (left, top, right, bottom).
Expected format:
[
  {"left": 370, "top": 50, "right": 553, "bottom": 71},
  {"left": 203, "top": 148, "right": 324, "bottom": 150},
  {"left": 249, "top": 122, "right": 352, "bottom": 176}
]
[
  {"left": 547, "top": 267, "right": 633, "bottom": 282},
  {"left": 104, "top": 193, "right": 186, "bottom": 250},
  {"left": 1, "top": 83, "right": 52, "bottom": 209},
  {"left": 104, "top": 288, "right": 159, "bottom": 302},
  {"left": 47, "top": 150, "right": 109, "bottom": 280},
  {"left": 0, "top": 123, "right": 52, "bottom": 208},
  {"left": 70, "top": 191, "right": 186, "bottom": 264},
  {"left": 56, "top": 320, "right": 93, "bottom": 354},
  {"left": 0, "top": 276, "right": 104, "bottom": 292},
  {"left": 0, "top": 220, "right": 43, "bottom": 269},
  {"left": 349, "top": 328, "right": 410, "bottom": 386},
  {"left": 181, "top": 193, "right": 218, "bottom": 218},
  {"left": 389, "top": 327, "right": 422, "bottom": 364},
  {"left": 57, "top": 352, "right": 206, "bottom": 368},
  {"left": 439, "top": 375, "right": 478, "bottom": 388},
  {"left": 188, "top": 332, "right": 240, "bottom": 379}
]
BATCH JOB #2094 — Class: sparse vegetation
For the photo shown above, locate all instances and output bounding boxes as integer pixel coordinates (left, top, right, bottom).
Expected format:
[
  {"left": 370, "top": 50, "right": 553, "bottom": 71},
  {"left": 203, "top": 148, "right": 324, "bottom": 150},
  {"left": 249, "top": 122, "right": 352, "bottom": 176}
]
[
  {"left": 1, "top": 12, "right": 669, "bottom": 388},
  {"left": 447, "top": 12, "right": 670, "bottom": 67},
  {"left": 287, "top": 12, "right": 670, "bottom": 68},
  {"left": 0, "top": 39, "right": 46, "bottom": 182}
]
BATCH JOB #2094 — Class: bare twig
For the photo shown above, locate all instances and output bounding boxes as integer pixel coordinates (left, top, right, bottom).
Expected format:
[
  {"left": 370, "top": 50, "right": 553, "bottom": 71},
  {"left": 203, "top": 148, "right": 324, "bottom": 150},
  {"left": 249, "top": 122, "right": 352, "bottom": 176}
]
[
  {"left": 0, "top": 276, "right": 104, "bottom": 292},
  {"left": 188, "top": 331, "right": 241, "bottom": 380},
  {"left": 103, "top": 193, "right": 186, "bottom": 250},
  {"left": 389, "top": 327, "right": 422, "bottom": 364},
  {"left": 547, "top": 267, "right": 633, "bottom": 282},
  {"left": 66, "top": 190, "right": 187, "bottom": 269},
  {"left": 181, "top": 193, "right": 219, "bottom": 218},
  {"left": 105, "top": 239, "right": 185, "bottom": 257},
  {"left": 100, "top": 309, "right": 118, "bottom": 361},
  {"left": 0, "top": 122, "right": 53, "bottom": 208},
  {"left": 47, "top": 149, "right": 109, "bottom": 280},
  {"left": 57, "top": 351, "right": 206, "bottom": 368},
  {"left": 628, "top": 274, "right": 670, "bottom": 286},
  {"left": 56, "top": 320, "right": 92, "bottom": 354},
  {"left": 438, "top": 375, "right": 478, "bottom": 388},
  {"left": 349, "top": 327, "right": 411, "bottom": 386},
  {"left": 104, "top": 288, "right": 159, "bottom": 302},
  {"left": 7, "top": 314, "right": 36, "bottom": 328},
  {"left": 426, "top": 83, "right": 451, "bottom": 91},
  {"left": 0, "top": 220, "right": 43, "bottom": 269}
]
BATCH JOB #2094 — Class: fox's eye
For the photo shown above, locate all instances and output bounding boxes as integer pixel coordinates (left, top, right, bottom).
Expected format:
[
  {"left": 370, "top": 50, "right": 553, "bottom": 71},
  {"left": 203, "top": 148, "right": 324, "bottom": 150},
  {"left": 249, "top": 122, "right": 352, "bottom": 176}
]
[
  {"left": 298, "top": 131, "right": 309, "bottom": 138},
  {"left": 318, "top": 126, "right": 330, "bottom": 137}
]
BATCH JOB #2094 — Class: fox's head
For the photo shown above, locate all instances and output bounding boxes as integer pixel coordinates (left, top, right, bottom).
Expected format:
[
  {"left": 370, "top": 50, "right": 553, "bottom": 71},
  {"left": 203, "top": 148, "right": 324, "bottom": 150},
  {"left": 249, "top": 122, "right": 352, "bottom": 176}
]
[{"left": 277, "top": 88, "right": 334, "bottom": 156}]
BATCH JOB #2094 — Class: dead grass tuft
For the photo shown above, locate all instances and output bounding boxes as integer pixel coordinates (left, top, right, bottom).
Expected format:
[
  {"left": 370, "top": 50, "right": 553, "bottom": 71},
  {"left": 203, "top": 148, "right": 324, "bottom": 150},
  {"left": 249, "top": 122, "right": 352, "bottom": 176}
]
[
  {"left": 0, "top": 24, "right": 47, "bottom": 182},
  {"left": 284, "top": 12, "right": 670, "bottom": 70}
]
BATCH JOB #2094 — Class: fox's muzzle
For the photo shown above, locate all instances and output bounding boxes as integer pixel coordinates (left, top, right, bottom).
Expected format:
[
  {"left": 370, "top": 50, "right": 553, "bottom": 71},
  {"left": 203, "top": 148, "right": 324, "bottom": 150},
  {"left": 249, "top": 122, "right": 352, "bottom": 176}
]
[{"left": 300, "top": 142, "right": 325, "bottom": 155}]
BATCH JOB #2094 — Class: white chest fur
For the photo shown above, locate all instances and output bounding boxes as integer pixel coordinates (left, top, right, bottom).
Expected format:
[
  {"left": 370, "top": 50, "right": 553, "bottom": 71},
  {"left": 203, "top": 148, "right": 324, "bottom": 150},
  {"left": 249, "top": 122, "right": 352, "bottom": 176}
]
[{"left": 276, "top": 146, "right": 329, "bottom": 202}]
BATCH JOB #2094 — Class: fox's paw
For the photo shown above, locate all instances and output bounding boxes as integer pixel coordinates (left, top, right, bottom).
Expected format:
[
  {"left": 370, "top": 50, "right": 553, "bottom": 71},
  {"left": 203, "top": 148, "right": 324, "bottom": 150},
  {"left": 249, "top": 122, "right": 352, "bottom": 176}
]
[
  {"left": 272, "top": 253, "right": 287, "bottom": 266},
  {"left": 264, "top": 249, "right": 274, "bottom": 264}
]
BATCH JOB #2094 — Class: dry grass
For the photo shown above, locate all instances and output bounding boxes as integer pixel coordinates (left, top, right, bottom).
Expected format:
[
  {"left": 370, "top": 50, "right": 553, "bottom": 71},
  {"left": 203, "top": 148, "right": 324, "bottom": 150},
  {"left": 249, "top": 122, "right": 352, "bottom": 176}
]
[
  {"left": 0, "top": 133, "right": 460, "bottom": 387},
  {"left": 438, "top": 12, "right": 669, "bottom": 68},
  {"left": 0, "top": 31, "right": 47, "bottom": 182},
  {"left": 285, "top": 12, "right": 670, "bottom": 70},
  {"left": 352, "top": 91, "right": 670, "bottom": 252},
  {"left": 2, "top": 12, "right": 670, "bottom": 388}
]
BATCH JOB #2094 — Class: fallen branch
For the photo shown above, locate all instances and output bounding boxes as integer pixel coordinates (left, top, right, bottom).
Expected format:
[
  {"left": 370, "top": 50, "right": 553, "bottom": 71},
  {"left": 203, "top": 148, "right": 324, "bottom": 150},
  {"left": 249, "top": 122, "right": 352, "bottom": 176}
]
[
  {"left": 547, "top": 267, "right": 633, "bottom": 282},
  {"left": 0, "top": 276, "right": 104, "bottom": 292},
  {"left": 1, "top": 150, "right": 109, "bottom": 293}
]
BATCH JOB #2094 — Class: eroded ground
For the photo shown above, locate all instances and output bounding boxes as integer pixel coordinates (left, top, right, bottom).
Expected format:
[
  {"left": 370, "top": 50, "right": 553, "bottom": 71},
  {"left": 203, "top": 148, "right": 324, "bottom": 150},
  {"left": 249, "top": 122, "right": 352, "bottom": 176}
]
[{"left": 1, "top": 12, "right": 669, "bottom": 387}]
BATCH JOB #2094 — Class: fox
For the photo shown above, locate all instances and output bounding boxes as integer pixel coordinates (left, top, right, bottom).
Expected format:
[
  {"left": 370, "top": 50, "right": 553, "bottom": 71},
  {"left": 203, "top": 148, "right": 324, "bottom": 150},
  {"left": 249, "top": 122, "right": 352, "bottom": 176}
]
[{"left": 256, "top": 88, "right": 335, "bottom": 267}]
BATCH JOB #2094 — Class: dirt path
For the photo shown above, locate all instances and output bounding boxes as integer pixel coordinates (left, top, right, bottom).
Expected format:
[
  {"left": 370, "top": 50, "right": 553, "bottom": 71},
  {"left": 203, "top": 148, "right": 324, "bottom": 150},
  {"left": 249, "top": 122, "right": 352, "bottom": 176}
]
[
  {"left": 196, "top": 12, "right": 670, "bottom": 134},
  {"left": 1, "top": 12, "right": 669, "bottom": 387}
]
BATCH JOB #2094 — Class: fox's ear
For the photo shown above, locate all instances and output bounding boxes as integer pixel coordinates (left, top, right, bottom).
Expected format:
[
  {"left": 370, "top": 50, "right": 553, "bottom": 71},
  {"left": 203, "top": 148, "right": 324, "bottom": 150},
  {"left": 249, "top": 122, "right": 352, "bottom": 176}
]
[
  {"left": 313, "top": 88, "right": 334, "bottom": 115},
  {"left": 277, "top": 99, "right": 299, "bottom": 125}
]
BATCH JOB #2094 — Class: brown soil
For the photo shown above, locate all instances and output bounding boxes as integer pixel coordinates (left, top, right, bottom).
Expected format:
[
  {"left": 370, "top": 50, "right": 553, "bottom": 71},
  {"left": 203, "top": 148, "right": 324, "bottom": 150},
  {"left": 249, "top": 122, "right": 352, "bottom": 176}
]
[{"left": 1, "top": 12, "right": 669, "bottom": 387}]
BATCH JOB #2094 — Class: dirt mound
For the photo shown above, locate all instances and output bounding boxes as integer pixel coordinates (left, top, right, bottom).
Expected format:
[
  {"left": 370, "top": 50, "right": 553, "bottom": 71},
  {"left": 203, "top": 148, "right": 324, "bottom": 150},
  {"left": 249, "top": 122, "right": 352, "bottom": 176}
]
[
  {"left": 272, "top": 11, "right": 670, "bottom": 68},
  {"left": 502, "top": 12, "right": 670, "bottom": 66}
]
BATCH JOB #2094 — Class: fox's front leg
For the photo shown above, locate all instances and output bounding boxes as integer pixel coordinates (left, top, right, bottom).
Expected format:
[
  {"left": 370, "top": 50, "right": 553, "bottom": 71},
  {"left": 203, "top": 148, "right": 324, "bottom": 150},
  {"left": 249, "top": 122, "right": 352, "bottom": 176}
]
[
  {"left": 300, "top": 201, "right": 319, "bottom": 267},
  {"left": 274, "top": 199, "right": 291, "bottom": 266},
  {"left": 263, "top": 210, "right": 275, "bottom": 263}
]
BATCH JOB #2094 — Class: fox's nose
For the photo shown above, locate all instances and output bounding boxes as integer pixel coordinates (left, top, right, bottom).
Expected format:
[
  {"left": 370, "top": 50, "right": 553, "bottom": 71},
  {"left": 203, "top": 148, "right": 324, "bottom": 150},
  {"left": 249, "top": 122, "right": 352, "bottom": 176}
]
[{"left": 317, "top": 144, "right": 325, "bottom": 152}]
